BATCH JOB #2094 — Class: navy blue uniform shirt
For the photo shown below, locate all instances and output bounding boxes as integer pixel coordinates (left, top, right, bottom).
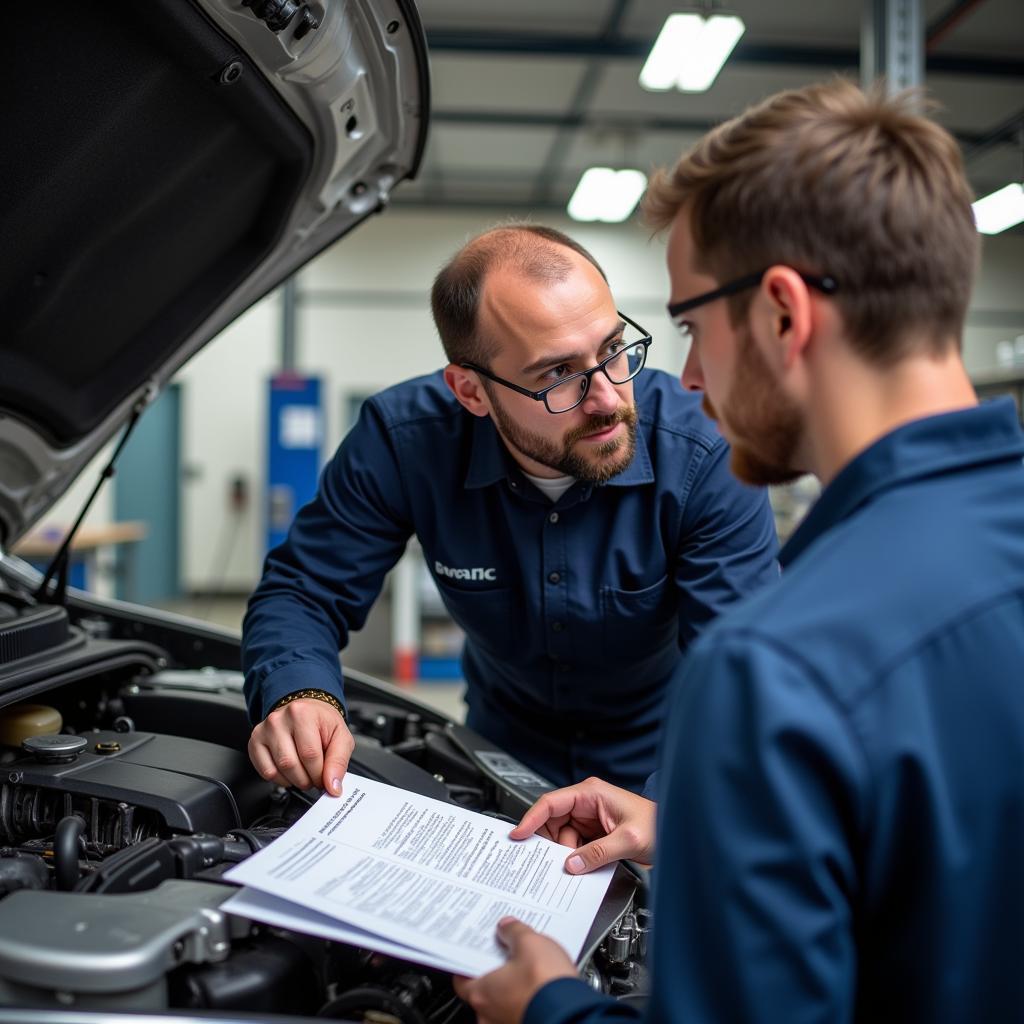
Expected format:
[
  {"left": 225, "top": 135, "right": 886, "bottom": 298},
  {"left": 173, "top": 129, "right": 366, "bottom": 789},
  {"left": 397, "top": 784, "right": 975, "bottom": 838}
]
[
  {"left": 241, "top": 369, "right": 778, "bottom": 790},
  {"left": 528, "top": 398, "right": 1024, "bottom": 1022}
]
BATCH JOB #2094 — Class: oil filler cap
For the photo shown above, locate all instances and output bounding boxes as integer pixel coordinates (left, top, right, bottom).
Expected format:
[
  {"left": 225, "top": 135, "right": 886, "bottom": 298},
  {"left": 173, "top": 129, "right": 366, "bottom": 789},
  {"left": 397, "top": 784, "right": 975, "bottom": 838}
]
[{"left": 22, "top": 734, "right": 88, "bottom": 764}]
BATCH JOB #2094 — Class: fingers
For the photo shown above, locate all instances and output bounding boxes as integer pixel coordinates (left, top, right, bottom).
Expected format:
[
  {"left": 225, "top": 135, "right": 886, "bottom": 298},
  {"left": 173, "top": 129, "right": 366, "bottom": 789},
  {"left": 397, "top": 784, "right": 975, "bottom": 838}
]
[
  {"left": 509, "top": 786, "right": 586, "bottom": 840},
  {"left": 249, "top": 726, "right": 314, "bottom": 790},
  {"left": 556, "top": 823, "right": 583, "bottom": 849},
  {"left": 247, "top": 698, "right": 347, "bottom": 793},
  {"left": 321, "top": 716, "right": 355, "bottom": 795}
]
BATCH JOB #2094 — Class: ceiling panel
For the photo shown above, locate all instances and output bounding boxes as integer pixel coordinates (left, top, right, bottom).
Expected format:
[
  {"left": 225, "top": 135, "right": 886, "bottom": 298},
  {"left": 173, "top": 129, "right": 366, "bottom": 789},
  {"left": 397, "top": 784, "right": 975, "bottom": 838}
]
[
  {"left": 927, "top": 73, "right": 1024, "bottom": 134},
  {"left": 418, "top": 0, "right": 618, "bottom": 33},
  {"left": 965, "top": 146, "right": 1024, "bottom": 196},
  {"left": 621, "top": 0, "right": 861, "bottom": 46},
  {"left": 430, "top": 54, "right": 585, "bottom": 112},
  {"left": 559, "top": 128, "right": 704, "bottom": 179},
  {"left": 427, "top": 124, "right": 559, "bottom": 174},
  {"left": 587, "top": 61, "right": 854, "bottom": 122}
]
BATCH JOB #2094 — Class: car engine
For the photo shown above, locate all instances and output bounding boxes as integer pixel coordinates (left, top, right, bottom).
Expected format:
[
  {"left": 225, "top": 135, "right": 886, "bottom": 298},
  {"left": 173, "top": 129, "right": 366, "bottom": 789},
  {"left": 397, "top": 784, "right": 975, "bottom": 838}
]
[{"left": 0, "top": 577, "right": 650, "bottom": 1023}]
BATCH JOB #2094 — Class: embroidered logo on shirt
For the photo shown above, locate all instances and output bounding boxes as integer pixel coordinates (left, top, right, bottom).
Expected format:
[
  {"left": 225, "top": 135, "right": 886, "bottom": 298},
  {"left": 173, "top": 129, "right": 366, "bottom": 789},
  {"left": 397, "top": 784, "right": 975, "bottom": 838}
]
[{"left": 435, "top": 561, "right": 497, "bottom": 582}]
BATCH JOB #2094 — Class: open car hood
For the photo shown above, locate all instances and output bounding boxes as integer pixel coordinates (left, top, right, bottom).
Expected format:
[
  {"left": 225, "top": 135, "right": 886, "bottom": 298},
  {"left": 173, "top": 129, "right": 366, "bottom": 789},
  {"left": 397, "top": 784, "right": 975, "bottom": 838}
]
[{"left": 0, "top": 0, "right": 429, "bottom": 549}]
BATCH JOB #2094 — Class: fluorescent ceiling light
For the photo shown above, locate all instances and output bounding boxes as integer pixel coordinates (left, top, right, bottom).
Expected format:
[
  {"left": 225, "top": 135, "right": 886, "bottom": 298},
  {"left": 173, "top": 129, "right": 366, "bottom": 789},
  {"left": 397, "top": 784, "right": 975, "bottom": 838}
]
[
  {"left": 640, "top": 12, "right": 745, "bottom": 93},
  {"left": 972, "top": 183, "right": 1024, "bottom": 235},
  {"left": 567, "top": 167, "right": 648, "bottom": 223}
]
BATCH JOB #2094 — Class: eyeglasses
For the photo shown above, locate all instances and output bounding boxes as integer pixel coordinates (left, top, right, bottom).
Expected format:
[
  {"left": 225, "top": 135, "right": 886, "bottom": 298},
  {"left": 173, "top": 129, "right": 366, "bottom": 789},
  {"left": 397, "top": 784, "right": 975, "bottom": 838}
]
[
  {"left": 667, "top": 269, "right": 839, "bottom": 336},
  {"left": 461, "top": 312, "right": 652, "bottom": 415}
]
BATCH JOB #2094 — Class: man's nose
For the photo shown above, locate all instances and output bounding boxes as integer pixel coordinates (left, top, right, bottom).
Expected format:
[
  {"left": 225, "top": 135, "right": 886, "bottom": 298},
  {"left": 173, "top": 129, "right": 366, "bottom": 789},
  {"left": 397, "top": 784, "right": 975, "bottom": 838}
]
[
  {"left": 581, "top": 368, "right": 621, "bottom": 415},
  {"left": 681, "top": 342, "right": 704, "bottom": 392}
]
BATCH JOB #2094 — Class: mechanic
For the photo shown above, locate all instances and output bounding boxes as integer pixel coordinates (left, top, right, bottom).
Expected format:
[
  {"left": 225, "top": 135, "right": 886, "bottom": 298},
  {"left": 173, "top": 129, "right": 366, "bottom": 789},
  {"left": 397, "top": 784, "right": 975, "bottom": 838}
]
[
  {"left": 241, "top": 224, "right": 778, "bottom": 797},
  {"left": 455, "top": 81, "right": 1024, "bottom": 1023}
]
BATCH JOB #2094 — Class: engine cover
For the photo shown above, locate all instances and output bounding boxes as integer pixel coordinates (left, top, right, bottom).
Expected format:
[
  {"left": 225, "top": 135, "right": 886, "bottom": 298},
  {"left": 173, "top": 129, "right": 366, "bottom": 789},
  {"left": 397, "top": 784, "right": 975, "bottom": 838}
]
[
  {"left": 2, "top": 730, "right": 267, "bottom": 838},
  {"left": 0, "top": 879, "right": 247, "bottom": 1009}
]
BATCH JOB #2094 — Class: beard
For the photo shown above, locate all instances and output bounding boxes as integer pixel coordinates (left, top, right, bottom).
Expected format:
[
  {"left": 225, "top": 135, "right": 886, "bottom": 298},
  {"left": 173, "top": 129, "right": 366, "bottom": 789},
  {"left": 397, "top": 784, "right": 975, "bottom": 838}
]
[
  {"left": 487, "top": 387, "right": 639, "bottom": 484},
  {"left": 703, "top": 324, "right": 805, "bottom": 487}
]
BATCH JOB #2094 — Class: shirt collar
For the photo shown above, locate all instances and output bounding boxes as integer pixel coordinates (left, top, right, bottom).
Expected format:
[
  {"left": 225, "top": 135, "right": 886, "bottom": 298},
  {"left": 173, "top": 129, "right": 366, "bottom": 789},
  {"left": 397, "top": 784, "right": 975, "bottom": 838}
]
[
  {"left": 464, "top": 412, "right": 655, "bottom": 490},
  {"left": 781, "top": 398, "right": 1024, "bottom": 568}
]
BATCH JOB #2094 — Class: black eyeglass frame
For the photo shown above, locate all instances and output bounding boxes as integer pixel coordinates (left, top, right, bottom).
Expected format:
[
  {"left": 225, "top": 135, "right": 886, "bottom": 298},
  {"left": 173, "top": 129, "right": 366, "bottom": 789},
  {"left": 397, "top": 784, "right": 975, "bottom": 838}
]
[
  {"left": 667, "top": 269, "right": 839, "bottom": 321},
  {"left": 460, "top": 311, "right": 653, "bottom": 415}
]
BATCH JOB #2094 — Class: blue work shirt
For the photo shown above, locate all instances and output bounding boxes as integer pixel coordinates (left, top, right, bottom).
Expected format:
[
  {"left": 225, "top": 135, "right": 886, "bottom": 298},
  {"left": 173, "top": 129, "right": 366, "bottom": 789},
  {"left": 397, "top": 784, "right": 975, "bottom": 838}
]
[
  {"left": 527, "top": 398, "right": 1024, "bottom": 1022},
  {"left": 241, "top": 368, "right": 778, "bottom": 790}
]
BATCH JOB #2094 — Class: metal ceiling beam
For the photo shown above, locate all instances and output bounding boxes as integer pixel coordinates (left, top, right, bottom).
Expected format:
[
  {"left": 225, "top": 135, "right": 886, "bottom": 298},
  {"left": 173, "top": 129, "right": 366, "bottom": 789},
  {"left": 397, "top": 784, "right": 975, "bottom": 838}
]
[
  {"left": 434, "top": 109, "right": 718, "bottom": 132},
  {"left": 926, "top": 0, "right": 988, "bottom": 51},
  {"left": 530, "top": 0, "right": 633, "bottom": 207},
  {"left": 392, "top": 194, "right": 565, "bottom": 212},
  {"left": 862, "top": 0, "right": 924, "bottom": 95},
  {"left": 426, "top": 30, "right": 1023, "bottom": 77},
  {"left": 431, "top": 108, "right": 991, "bottom": 151}
]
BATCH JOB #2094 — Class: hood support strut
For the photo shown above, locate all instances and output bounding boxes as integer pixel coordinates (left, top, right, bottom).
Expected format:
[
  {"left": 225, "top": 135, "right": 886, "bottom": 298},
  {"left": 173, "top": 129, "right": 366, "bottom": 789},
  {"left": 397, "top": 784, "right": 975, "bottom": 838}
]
[{"left": 35, "top": 400, "right": 147, "bottom": 606}]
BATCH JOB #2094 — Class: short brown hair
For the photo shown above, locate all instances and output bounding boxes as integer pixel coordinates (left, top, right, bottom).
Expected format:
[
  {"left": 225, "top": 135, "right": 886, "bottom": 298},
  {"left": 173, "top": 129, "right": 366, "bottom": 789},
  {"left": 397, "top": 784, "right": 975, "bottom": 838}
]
[
  {"left": 643, "top": 78, "right": 979, "bottom": 363},
  {"left": 431, "top": 223, "right": 608, "bottom": 366}
]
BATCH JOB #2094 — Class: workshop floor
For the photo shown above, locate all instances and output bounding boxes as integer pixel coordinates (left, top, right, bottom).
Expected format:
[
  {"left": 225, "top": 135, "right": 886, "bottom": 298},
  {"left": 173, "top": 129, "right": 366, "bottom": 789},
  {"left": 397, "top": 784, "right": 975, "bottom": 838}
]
[{"left": 155, "top": 596, "right": 468, "bottom": 723}]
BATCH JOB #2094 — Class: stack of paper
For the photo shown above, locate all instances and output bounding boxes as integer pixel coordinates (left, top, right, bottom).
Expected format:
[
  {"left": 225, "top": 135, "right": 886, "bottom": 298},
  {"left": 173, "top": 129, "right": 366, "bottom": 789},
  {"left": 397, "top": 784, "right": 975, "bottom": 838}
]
[{"left": 223, "top": 773, "right": 616, "bottom": 976}]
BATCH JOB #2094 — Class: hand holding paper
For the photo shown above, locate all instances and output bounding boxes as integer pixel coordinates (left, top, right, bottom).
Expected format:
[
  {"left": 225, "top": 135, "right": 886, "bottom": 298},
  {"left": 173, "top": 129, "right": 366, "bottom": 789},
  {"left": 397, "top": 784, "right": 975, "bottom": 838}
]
[
  {"left": 453, "top": 917, "right": 578, "bottom": 1024},
  {"left": 511, "top": 776, "right": 657, "bottom": 873}
]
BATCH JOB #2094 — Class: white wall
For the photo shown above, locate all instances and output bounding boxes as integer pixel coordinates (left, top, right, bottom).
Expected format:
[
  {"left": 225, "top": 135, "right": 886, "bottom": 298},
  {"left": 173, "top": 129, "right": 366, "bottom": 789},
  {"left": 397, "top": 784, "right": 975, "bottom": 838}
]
[{"left": 32, "top": 210, "right": 1024, "bottom": 594}]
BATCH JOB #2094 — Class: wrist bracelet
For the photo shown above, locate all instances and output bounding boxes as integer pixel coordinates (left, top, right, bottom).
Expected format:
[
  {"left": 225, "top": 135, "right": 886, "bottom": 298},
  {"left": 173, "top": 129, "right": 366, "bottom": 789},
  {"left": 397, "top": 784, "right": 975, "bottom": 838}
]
[{"left": 268, "top": 689, "right": 346, "bottom": 719}]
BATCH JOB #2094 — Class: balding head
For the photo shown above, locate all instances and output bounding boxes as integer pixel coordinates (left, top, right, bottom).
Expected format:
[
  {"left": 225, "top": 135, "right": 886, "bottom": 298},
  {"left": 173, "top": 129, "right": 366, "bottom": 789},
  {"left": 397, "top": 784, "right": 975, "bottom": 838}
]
[{"left": 431, "top": 224, "right": 608, "bottom": 366}]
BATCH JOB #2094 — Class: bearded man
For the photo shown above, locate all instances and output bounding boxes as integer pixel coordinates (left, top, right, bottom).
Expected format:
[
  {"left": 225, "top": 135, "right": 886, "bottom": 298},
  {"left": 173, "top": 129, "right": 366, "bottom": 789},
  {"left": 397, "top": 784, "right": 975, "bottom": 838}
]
[{"left": 241, "top": 223, "right": 778, "bottom": 796}]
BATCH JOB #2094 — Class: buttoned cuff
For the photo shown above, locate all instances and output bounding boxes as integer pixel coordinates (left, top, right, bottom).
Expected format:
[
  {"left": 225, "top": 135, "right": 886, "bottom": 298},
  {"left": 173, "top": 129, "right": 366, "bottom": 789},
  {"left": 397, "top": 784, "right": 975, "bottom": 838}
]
[
  {"left": 524, "top": 977, "right": 634, "bottom": 1024},
  {"left": 255, "top": 660, "right": 346, "bottom": 722}
]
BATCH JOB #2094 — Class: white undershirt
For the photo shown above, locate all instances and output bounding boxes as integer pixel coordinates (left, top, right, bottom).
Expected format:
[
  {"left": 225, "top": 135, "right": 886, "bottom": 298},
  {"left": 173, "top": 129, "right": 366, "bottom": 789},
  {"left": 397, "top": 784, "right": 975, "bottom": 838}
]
[{"left": 522, "top": 471, "right": 575, "bottom": 503}]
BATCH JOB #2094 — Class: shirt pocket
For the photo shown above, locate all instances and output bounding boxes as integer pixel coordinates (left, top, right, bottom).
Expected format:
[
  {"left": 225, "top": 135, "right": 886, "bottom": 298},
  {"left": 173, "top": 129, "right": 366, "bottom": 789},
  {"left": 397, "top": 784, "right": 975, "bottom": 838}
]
[
  {"left": 600, "top": 574, "right": 678, "bottom": 663},
  {"left": 433, "top": 581, "right": 517, "bottom": 661}
]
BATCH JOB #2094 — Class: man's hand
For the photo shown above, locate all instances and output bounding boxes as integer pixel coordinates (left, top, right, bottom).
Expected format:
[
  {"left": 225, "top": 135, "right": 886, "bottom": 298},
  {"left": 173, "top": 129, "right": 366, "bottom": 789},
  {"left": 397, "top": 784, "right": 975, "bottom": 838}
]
[
  {"left": 511, "top": 776, "right": 656, "bottom": 873},
  {"left": 248, "top": 698, "right": 354, "bottom": 796},
  {"left": 453, "top": 918, "right": 577, "bottom": 1024}
]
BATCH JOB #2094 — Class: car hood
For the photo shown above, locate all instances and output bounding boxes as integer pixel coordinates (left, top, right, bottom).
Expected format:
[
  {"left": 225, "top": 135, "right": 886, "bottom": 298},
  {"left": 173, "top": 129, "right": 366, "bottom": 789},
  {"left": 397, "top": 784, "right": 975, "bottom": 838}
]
[{"left": 0, "top": 0, "right": 429, "bottom": 550}]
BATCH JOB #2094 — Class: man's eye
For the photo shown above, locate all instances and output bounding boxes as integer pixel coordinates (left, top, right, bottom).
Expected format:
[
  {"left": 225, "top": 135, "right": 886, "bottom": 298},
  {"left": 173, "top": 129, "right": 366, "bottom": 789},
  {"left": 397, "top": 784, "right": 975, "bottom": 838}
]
[
  {"left": 541, "top": 364, "right": 572, "bottom": 383},
  {"left": 606, "top": 338, "right": 626, "bottom": 355}
]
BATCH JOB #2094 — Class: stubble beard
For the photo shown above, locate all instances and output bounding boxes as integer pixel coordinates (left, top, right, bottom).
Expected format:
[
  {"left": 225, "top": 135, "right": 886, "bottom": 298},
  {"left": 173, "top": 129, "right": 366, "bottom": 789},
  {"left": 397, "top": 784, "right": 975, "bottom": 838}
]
[
  {"left": 487, "top": 388, "right": 639, "bottom": 484},
  {"left": 703, "top": 325, "right": 805, "bottom": 487}
]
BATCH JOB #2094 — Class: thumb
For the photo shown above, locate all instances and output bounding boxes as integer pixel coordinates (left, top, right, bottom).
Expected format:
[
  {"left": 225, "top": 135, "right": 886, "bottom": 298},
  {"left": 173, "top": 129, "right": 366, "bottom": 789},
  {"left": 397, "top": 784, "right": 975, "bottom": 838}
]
[
  {"left": 495, "top": 916, "right": 533, "bottom": 952},
  {"left": 564, "top": 835, "right": 623, "bottom": 874},
  {"left": 322, "top": 721, "right": 353, "bottom": 797}
]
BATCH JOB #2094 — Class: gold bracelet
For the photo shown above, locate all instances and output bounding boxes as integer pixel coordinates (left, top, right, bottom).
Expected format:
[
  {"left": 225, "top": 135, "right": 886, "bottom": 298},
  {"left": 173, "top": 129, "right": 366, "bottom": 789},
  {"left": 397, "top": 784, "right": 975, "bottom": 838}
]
[{"left": 268, "top": 689, "right": 346, "bottom": 719}]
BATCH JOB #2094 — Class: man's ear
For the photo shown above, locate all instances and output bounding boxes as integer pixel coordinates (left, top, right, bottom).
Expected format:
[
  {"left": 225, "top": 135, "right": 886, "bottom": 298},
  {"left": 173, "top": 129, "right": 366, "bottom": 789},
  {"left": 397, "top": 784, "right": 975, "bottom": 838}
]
[
  {"left": 760, "top": 266, "right": 814, "bottom": 370},
  {"left": 444, "top": 364, "right": 492, "bottom": 418}
]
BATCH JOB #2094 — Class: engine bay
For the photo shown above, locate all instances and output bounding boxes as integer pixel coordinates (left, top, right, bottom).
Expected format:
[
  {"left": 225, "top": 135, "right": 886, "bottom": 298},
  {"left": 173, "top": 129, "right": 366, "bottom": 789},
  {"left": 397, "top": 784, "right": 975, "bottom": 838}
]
[{"left": 0, "top": 584, "right": 650, "bottom": 1022}]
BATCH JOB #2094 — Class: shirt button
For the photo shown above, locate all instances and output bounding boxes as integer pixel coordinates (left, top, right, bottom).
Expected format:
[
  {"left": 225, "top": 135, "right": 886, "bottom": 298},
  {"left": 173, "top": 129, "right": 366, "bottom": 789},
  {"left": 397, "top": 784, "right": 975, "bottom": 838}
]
[
  {"left": 552, "top": 621, "right": 565, "bottom": 632},
  {"left": 548, "top": 512, "right": 559, "bottom": 524},
  {"left": 510, "top": 481, "right": 518, "bottom": 489},
  {"left": 548, "top": 571, "right": 561, "bottom": 584}
]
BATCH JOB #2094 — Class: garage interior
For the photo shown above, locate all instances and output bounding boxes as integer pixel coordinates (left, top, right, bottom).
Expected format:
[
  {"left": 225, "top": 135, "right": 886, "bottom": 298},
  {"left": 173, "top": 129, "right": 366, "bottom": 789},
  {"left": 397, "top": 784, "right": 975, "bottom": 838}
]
[{"left": 17, "top": 0, "right": 1024, "bottom": 720}]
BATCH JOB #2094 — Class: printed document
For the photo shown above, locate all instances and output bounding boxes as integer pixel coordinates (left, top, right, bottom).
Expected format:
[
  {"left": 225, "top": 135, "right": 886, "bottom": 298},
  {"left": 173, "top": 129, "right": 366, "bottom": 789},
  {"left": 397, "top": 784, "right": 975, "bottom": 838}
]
[{"left": 224, "top": 774, "right": 615, "bottom": 975}]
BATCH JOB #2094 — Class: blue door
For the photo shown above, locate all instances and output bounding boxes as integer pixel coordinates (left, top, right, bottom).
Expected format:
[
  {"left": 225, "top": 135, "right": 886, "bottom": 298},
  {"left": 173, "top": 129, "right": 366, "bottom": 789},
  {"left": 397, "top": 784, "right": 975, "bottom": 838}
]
[{"left": 114, "top": 384, "right": 181, "bottom": 603}]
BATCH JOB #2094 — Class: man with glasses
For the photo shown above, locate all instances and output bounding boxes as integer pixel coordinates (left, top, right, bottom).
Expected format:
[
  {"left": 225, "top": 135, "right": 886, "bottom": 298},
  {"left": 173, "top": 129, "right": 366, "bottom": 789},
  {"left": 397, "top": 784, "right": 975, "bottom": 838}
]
[
  {"left": 241, "top": 223, "right": 778, "bottom": 798},
  {"left": 455, "top": 83, "right": 1024, "bottom": 1023}
]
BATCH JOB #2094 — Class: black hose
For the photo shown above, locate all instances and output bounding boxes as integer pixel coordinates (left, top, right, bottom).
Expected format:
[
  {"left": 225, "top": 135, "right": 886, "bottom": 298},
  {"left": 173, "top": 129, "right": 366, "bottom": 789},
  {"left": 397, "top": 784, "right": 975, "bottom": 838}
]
[{"left": 54, "top": 815, "right": 86, "bottom": 891}]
